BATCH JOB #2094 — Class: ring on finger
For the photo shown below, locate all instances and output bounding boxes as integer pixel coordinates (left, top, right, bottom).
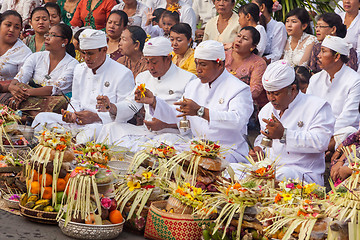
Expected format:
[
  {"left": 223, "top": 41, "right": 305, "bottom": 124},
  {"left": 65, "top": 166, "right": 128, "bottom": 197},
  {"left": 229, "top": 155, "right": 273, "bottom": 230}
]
[{"left": 264, "top": 129, "right": 269, "bottom": 134}]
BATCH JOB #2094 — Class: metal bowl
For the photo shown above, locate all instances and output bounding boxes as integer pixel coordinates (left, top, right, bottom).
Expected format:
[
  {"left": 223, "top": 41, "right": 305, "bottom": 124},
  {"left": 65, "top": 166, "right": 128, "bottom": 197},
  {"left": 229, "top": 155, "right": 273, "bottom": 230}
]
[
  {"left": 107, "top": 160, "right": 130, "bottom": 176},
  {"left": 58, "top": 218, "right": 125, "bottom": 240},
  {"left": 3, "top": 194, "right": 20, "bottom": 209}
]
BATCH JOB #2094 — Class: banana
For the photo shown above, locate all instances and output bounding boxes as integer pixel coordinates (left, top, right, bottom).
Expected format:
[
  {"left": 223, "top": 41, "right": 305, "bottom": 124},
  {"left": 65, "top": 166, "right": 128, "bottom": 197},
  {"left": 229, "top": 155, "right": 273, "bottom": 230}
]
[
  {"left": 20, "top": 194, "right": 28, "bottom": 206},
  {"left": 25, "top": 201, "right": 36, "bottom": 209},
  {"left": 33, "top": 205, "right": 45, "bottom": 211},
  {"left": 35, "top": 199, "right": 50, "bottom": 207},
  {"left": 43, "top": 206, "right": 54, "bottom": 212},
  {"left": 27, "top": 195, "right": 39, "bottom": 203}
]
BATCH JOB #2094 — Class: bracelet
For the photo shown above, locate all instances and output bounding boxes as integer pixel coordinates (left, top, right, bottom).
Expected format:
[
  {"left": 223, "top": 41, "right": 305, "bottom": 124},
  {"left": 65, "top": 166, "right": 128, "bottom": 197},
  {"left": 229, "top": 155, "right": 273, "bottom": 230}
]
[{"left": 335, "top": 148, "right": 342, "bottom": 154}]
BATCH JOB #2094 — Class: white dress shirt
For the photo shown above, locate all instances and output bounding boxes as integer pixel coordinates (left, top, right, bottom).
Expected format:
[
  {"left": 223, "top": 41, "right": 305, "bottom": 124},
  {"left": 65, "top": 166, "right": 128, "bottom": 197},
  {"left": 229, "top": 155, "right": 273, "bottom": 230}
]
[
  {"left": 339, "top": 11, "right": 360, "bottom": 62},
  {"left": 203, "top": 12, "right": 240, "bottom": 44},
  {"left": 15, "top": 51, "right": 78, "bottom": 95},
  {"left": 146, "top": 0, "right": 193, "bottom": 9},
  {"left": 255, "top": 24, "right": 267, "bottom": 57},
  {"left": 97, "top": 63, "right": 196, "bottom": 147},
  {"left": 152, "top": 69, "right": 254, "bottom": 163},
  {"left": 0, "top": 39, "right": 31, "bottom": 81},
  {"left": 307, "top": 64, "right": 360, "bottom": 135},
  {"left": 192, "top": 0, "right": 216, "bottom": 26},
  {"left": 264, "top": 18, "right": 287, "bottom": 62},
  {"left": 32, "top": 56, "right": 135, "bottom": 143},
  {"left": 254, "top": 92, "right": 335, "bottom": 185}
]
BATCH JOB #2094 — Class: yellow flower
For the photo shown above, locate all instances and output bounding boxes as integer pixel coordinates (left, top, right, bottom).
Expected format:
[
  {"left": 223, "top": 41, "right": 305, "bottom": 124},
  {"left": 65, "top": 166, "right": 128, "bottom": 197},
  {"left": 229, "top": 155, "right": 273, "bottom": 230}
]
[
  {"left": 193, "top": 187, "right": 202, "bottom": 196},
  {"left": 304, "top": 183, "right": 316, "bottom": 194},
  {"left": 127, "top": 181, "right": 141, "bottom": 191},
  {"left": 142, "top": 171, "right": 152, "bottom": 180},
  {"left": 282, "top": 193, "right": 293, "bottom": 201}
]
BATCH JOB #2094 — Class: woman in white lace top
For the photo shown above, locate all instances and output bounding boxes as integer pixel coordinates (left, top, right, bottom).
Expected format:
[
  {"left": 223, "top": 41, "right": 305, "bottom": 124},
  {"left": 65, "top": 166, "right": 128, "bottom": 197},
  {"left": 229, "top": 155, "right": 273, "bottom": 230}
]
[{"left": 283, "top": 8, "right": 316, "bottom": 66}]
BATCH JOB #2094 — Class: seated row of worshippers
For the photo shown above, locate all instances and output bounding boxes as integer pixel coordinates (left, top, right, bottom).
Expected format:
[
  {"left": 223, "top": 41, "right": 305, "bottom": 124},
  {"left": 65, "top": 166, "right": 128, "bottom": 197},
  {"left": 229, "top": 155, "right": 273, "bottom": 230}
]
[{"left": 0, "top": 7, "right": 358, "bottom": 186}]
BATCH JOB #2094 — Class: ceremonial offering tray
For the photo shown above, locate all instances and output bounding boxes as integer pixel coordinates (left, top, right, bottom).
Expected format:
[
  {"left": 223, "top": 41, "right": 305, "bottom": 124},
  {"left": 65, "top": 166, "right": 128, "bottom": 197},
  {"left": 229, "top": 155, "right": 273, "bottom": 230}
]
[
  {"left": 58, "top": 218, "right": 125, "bottom": 240},
  {"left": 19, "top": 203, "right": 58, "bottom": 224},
  {"left": 107, "top": 160, "right": 130, "bottom": 176},
  {"left": 3, "top": 193, "right": 20, "bottom": 209}
]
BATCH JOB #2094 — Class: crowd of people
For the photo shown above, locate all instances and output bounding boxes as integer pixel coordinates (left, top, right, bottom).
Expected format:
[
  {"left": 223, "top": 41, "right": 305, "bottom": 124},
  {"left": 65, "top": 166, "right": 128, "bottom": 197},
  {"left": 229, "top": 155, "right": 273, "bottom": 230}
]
[{"left": 0, "top": 0, "right": 359, "bottom": 186}]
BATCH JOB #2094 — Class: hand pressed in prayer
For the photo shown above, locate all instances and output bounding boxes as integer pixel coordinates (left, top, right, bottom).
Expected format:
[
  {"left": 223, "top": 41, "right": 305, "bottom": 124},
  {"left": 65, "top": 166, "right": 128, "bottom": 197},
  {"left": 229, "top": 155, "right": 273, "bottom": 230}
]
[
  {"left": 8, "top": 97, "right": 21, "bottom": 110},
  {"left": 174, "top": 97, "right": 200, "bottom": 117},
  {"left": 261, "top": 114, "right": 284, "bottom": 140},
  {"left": 144, "top": 118, "right": 170, "bottom": 131},
  {"left": 96, "top": 95, "right": 111, "bottom": 112},
  {"left": 61, "top": 109, "right": 77, "bottom": 123},
  {"left": 249, "top": 146, "right": 265, "bottom": 162},
  {"left": 9, "top": 83, "right": 29, "bottom": 101},
  {"left": 75, "top": 110, "right": 101, "bottom": 125}
]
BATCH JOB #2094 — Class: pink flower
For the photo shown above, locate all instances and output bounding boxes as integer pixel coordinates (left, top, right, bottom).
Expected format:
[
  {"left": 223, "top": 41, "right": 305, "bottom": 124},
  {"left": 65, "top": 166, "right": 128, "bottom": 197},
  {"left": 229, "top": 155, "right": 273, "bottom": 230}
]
[
  {"left": 101, "top": 197, "right": 112, "bottom": 209},
  {"left": 286, "top": 183, "right": 295, "bottom": 189}
]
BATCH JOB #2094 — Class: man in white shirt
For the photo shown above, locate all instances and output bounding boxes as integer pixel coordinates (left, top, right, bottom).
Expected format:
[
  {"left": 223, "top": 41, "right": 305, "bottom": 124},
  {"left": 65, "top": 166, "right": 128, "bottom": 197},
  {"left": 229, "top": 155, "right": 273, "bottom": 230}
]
[
  {"left": 307, "top": 35, "right": 360, "bottom": 147},
  {"left": 248, "top": 60, "right": 335, "bottom": 185},
  {"left": 135, "top": 40, "right": 254, "bottom": 163},
  {"left": 97, "top": 37, "right": 196, "bottom": 150},
  {"left": 32, "top": 29, "right": 135, "bottom": 143}
]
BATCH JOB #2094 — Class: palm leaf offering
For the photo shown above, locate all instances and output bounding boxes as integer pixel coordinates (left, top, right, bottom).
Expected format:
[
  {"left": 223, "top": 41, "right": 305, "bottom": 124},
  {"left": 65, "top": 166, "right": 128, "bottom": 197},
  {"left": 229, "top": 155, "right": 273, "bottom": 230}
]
[{"left": 0, "top": 104, "right": 23, "bottom": 150}]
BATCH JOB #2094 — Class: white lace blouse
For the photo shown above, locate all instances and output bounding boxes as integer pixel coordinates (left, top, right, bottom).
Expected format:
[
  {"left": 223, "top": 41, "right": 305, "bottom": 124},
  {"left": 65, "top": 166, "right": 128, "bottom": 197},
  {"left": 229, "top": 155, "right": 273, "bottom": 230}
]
[{"left": 283, "top": 32, "right": 316, "bottom": 66}]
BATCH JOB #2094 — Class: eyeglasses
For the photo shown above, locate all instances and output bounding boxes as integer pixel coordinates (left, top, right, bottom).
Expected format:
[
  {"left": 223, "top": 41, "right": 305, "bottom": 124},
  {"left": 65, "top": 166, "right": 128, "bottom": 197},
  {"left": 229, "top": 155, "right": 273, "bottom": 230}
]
[
  {"left": 315, "top": 25, "right": 331, "bottom": 29},
  {"left": 44, "top": 33, "right": 64, "bottom": 38}
]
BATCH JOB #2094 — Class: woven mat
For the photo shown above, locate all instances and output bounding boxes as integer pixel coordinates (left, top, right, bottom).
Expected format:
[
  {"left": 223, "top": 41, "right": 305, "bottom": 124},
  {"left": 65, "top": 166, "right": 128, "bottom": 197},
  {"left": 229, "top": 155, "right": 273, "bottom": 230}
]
[{"left": 0, "top": 198, "right": 21, "bottom": 216}]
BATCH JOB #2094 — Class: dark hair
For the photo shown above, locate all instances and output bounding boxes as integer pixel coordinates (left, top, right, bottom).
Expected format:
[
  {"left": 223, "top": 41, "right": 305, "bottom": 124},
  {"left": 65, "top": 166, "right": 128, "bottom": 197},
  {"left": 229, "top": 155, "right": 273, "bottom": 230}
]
[
  {"left": 74, "top": 28, "right": 85, "bottom": 42},
  {"left": 153, "top": 8, "right": 166, "bottom": 24},
  {"left": 253, "top": 0, "right": 273, "bottom": 14},
  {"left": 238, "top": 3, "right": 260, "bottom": 23},
  {"left": 241, "top": 26, "right": 260, "bottom": 54},
  {"left": 162, "top": 10, "right": 180, "bottom": 24},
  {"left": 54, "top": 23, "right": 75, "bottom": 57},
  {"left": 330, "top": 49, "right": 349, "bottom": 63},
  {"left": 318, "top": 13, "right": 347, "bottom": 38},
  {"left": 0, "top": 10, "right": 22, "bottom": 27},
  {"left": 127, "top": 25, "right": 147, "bottom": 51},
  {"left": 285, "top": 8, "right": 312, "bottom": 34},
  {"left": 108, "top": 10, "right": 128, "bottom": 28},
  {"left": 44, "top": 2, "right": 61, "bottom": 19},
  {"left": 30, "top": 7, "right": 50, "bottom": 20},
  {"left": 170, "top": 23, "right": 192, "bottom": 40},
  {"left": 294, "top": 66, "right": 312, "bottom": 86}
]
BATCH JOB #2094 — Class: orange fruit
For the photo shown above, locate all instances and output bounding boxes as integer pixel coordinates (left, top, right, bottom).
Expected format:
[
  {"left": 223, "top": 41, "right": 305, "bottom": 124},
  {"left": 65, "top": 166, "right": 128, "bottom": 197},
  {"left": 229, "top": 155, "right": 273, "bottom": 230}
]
[
  {"left": 30, "top": 181, "right": 40, "bottom": 194},
  {"left": 109, "top": 210, "right": 123, "bottom": 224},
  {"left": 42, "top": 186, "right": 52, "bottom": 199},
  {"left": 64, "top": 173, "right": 70, "bottom": 184},
  {"left": 32, "top": 170, "right": 39, "bottom": 181},
  {"left": 56, "top": 178, "right": 66, "bottom": 192},
  {"left": 39, "top": 173, "right": 53, "bottom": 187}
]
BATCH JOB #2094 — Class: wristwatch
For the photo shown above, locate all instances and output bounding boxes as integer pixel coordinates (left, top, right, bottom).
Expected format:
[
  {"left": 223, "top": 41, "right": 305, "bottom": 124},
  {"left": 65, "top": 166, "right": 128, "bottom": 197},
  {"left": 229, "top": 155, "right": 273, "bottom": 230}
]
[
  {"left": 280, "top": 128, "right": 287, "bottom": 144},
  {"left": 197, "top": 106, "right": 205, "bottom": 117}
]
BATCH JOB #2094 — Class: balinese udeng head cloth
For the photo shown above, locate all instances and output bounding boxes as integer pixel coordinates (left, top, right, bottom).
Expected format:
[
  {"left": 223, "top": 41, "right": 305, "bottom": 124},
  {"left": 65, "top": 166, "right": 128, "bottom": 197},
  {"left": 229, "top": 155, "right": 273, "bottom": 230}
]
[
  {"left": 143, "top": 37, "right": 172, "bottom": 57},
  {"left": 262, "top": 60, "right": 295, "bottom": 92},
  {"left": 79, "top": 29, "right": 107, "bottom": 50},
  {"left": 194, "top": 40, "right": 225, "bottom": 61},
  {"left": 322, "top": 35, "right": 350, "bottom": 56}
]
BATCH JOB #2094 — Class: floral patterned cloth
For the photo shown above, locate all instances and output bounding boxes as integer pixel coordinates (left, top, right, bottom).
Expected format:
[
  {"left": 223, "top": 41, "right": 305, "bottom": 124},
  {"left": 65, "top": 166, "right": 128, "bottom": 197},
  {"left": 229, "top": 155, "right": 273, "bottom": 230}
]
[{"left": 57, "top": 0, "right": 80, "bottom": 26}]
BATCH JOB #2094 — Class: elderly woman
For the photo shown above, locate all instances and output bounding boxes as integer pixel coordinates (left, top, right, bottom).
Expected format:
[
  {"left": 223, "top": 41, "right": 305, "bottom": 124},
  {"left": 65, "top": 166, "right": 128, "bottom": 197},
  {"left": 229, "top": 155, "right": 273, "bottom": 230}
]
[
  {"left": 0, "top": 11, "right": 32, "bottom": 83},
  {"left": 225, "top": 26, "right": 267, "bottom": 109},
  {"left": 283, "top": 8, "right": 316, "bottom": 66},
  {"left": 24, "top": 7, "right": 50, "bottom": 53},
  {"left": 112, "top": 0, "right": 148, "bottom": 27},
  {"left": 3, "top": 24, "right": 78, "bottom": 117},
  {"left": 170, "top": 23, "right": 196, "bottom": 74},
  {"left": 106, "top": 10, "right": 128, "bottom": 61},
  {"left": 203, "top": 0, "right": 240, "bottom": 44},
  {"left": 309, "top": 12, "right": 358, "bottom": 73},
  {"left": 70, "top": 0, "right": 116, "bottom": 30}
]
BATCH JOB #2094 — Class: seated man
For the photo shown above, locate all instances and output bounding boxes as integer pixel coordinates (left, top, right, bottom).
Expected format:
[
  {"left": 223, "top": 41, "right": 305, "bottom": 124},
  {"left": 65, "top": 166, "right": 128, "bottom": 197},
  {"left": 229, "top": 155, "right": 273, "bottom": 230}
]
[
  {"left": 307, "top": 35, "right": 360, "bottom": 150},
  {"left": 32, "top": 29, "right": 135, "bottom": 143},
  {"left": 249, "top": 60, "right": 335, "bottom": 185},
  {"left": 97, "top": 37, "right": 197, "bottom": 150},
  {"left": 134, "top": 40, "right": 254, "bottom": 163}
]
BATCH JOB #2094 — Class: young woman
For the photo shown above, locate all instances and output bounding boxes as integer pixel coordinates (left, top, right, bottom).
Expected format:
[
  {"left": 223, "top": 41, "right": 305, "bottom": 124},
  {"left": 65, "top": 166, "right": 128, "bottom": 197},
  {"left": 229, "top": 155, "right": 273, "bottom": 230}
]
[
  {"left": 225, "top": 26, "right": 267, "bottom": 108},
  {"left": 5, "top": 24, "right": 78, "bottom": 117},
  {"left": 283, "top": 8, "right": 316, "bottom": 66},
  {"left": 309, "top": 12, "right": 358, "bottom": 73},
  {"left": 23, "top": 7, "right": 50, "bottom": 53},
  {"left": 237, "top": 3, "right": 267, "bottom": 56},
  {"left": 112, "top": 0, "right": 148, "bottom": 27},
  {"left": 252, "top": 0, "right": 287, "bottom": 63},
  {"left": 0, "top": 11, "right": 32, "bottom": 83},
  {"left": 203, "top": 0, "right": 240, "bottom": 44},
  {"left": 106, "top": 10, "right": 128, "bottom": 61},
  {"left": 169, "top": 23, "right": 196, "bottom": 74},
  {"left": 117, "top": 25, "right": 147, "bottom": 79},
  {"left": 45, "top": 2, "right": 62, "bottom": 27}
]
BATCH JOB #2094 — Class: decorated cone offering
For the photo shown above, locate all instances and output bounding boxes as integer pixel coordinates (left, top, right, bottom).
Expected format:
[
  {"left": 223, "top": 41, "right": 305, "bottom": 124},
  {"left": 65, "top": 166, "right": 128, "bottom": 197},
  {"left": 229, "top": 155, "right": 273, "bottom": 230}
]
[
  {"left": 21, "top": 128, "right": 73, "bottom": 218},
  {"left": 0, "top": 105, "right": 22, "bottom": 151}
]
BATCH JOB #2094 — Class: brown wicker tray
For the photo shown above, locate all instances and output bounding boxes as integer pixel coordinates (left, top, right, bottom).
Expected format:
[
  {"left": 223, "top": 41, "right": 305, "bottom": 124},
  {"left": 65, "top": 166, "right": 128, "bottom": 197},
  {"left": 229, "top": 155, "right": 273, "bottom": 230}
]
[{"left": 19, "top": 203, "right": 58, "bottom": 224}]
